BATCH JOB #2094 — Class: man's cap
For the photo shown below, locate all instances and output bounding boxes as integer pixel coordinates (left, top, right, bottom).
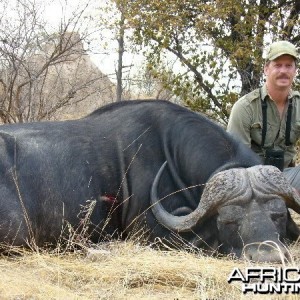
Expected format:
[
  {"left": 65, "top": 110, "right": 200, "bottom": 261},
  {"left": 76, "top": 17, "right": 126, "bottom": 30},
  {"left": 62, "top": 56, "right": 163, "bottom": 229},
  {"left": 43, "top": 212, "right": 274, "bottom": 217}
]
[{"left": 265, "top": 41, "right": 298, "bottom": 61}]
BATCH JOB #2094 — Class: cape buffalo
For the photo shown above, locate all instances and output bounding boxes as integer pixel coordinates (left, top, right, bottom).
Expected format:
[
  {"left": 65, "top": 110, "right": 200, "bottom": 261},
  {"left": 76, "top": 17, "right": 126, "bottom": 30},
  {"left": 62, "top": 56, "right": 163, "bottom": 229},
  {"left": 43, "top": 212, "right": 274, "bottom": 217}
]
[{"left": 0, "top": 100, "right": 299, "bottom": 262}]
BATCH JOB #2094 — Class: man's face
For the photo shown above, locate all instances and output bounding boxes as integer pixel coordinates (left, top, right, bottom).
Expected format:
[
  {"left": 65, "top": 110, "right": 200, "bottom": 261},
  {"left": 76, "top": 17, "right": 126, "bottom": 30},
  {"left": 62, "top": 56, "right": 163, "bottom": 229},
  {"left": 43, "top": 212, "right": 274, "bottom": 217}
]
[{"left": 264, "top": 55, "right": 297, "bottom": 90}]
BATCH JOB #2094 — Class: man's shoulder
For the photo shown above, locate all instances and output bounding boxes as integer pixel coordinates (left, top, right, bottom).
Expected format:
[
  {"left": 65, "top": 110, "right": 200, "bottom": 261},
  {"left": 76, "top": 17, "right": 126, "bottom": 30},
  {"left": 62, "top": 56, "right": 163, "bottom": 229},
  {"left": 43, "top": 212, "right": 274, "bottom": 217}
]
[{"left": 236, "top": 88, "right": 260, "bottom": 106}]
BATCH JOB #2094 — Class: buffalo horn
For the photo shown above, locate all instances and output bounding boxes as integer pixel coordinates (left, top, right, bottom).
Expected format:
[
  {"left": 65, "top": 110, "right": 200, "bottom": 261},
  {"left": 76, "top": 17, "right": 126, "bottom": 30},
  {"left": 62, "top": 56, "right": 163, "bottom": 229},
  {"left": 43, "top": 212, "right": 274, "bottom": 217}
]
[
  {"left": 248, "top": 165, "right": 300, "bottom": 214},
  {"left": 150, "top": 161, "right": 251, "bottom": 232}
]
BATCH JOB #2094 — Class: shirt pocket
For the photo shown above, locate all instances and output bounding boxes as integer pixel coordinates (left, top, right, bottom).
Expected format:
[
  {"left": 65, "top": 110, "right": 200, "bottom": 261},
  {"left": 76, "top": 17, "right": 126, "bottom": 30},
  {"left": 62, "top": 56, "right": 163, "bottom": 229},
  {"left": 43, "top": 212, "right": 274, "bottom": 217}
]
[
  {"left": 250, "top": 122, "right": 263, "bottom": 145},
  {"left": 290, "top": 121, "right": 300, "bottom": 143}
]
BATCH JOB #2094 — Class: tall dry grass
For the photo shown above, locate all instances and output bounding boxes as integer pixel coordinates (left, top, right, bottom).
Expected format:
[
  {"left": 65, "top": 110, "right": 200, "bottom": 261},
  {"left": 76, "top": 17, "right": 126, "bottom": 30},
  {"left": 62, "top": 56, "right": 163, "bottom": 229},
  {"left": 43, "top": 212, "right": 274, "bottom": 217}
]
[
  {"left": 0, "top": 239, "right": 300, "bottom": 300},
  {"left": 1, "top": 187, "right": 299, "bottom": 300}
]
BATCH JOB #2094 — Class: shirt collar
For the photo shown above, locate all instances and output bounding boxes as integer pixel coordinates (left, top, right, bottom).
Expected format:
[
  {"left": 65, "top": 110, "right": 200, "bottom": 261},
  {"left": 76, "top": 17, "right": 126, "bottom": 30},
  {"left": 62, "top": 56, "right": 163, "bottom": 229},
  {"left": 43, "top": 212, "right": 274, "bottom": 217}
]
[
  {"left": 262, "top": 83, "right": 299, "bottom": 101},
  {"left": 261, "top": 84, "right": 269, "bottom": 101}
]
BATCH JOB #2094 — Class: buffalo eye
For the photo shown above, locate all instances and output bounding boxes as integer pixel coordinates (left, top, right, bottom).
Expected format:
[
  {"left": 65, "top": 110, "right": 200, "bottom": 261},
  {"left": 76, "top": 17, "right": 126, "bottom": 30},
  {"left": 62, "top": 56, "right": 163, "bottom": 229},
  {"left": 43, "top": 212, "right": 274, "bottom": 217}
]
[
  {"left": 217, "top": 205, "right": 244, "bottom": 222},
  {"left": 217, "top": 217, "right": 237, "bottom": 226},
  {"left": 270, "top": 211, "right": 286, "bottom": 222},
  {"left": 263, "top": 198, "right": 287, "bottom": 224},
  {"left": 218, "top": 215, "right": 238, "bottom": 225},
  {"left": 217, "top": 205, "right": 244, "bottom": 229}
]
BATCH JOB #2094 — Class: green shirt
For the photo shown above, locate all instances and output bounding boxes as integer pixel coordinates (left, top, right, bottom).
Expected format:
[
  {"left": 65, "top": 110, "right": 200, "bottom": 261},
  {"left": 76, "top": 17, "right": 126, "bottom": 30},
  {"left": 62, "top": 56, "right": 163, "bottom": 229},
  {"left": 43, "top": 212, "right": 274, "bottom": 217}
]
[{"left": 227, "top": 85, "right": 300, "bottom": 168}]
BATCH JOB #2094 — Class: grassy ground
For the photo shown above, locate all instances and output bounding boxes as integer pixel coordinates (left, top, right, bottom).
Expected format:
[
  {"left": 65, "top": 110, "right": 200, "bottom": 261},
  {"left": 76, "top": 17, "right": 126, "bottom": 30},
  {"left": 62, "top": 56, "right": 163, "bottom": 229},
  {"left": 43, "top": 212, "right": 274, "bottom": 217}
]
[
  {"left": 1, "top": 191, "right": 300, "bottom": 300},
  {"left": 0, "top": 205, "right": 299, "bottom": 300},
  {"left": 0, "top": 238, "right": 300, "bottom": 300}
]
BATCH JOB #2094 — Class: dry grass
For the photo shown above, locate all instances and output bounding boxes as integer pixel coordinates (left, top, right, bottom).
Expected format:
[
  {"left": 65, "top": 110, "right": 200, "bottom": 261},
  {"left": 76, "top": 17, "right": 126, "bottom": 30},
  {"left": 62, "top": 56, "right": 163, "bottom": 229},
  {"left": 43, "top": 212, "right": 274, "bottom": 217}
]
[
  {"left": 1, "top": 200, "right": 299, "bottom": 300},
  {"left": 0, "top": 239, "right": 300, "bottom": 300}
]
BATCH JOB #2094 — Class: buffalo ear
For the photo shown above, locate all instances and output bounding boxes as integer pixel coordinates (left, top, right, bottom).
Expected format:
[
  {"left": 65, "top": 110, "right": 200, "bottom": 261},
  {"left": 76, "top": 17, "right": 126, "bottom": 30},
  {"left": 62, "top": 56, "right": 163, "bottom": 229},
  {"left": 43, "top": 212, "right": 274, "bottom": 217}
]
[
  {"left": 286, "top": 210, "right": 300, "bottom": 241},
  {"left": 282, "top": 167, "right": 300, "bottom": 213},
  {"left": 283, "top": 187, "right": 300, "bottom": 214}
]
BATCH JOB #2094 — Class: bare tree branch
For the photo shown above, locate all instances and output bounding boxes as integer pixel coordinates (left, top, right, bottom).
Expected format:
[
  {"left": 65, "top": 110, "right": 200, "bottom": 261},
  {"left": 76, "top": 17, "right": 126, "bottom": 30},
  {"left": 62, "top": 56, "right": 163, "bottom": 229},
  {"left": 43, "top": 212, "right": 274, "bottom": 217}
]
[{"left": 0, "top": 0, "right": 113, "bottom": 123}]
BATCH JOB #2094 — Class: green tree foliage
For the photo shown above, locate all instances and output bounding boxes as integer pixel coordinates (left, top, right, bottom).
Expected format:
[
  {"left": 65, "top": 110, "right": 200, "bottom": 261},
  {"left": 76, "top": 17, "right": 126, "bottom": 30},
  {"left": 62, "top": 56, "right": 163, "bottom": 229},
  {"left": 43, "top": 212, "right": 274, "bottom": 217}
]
[{"left": 115, "top": 0, "right": 300, "bottom": 124}]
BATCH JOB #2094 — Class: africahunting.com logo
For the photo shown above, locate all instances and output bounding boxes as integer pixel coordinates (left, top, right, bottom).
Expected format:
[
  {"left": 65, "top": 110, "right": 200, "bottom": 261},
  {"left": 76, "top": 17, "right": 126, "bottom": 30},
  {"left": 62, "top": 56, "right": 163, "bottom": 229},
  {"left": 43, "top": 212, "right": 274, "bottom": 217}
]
[{"left": 228, "top": 267, "right": 300, "bottom": 294}]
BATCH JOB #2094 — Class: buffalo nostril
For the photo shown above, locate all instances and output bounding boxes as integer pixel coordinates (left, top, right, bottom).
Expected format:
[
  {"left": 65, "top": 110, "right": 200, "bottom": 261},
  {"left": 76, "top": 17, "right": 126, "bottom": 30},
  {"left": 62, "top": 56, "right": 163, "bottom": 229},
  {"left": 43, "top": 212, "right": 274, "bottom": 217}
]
[{"left": 243, "top": 241, "right": 291, "bottom": 263}]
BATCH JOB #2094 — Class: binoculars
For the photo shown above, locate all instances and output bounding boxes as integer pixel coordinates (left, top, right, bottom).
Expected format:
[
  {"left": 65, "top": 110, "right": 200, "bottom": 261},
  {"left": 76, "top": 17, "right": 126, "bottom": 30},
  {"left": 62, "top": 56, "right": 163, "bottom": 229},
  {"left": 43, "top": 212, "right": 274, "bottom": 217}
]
[{"left": 264, "top": 148, "right": 285, "bottom": 171}]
